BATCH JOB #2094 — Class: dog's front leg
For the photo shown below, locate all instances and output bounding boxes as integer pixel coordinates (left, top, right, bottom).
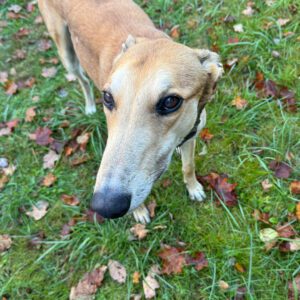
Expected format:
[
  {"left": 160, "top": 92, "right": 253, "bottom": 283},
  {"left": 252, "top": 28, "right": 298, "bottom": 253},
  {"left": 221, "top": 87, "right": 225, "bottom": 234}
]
[
  {"left": 181, "top": 139, "right": 206, "bottom": 201},
  {"left": 132, "top": 204, "right": 150, "bottom": 224}
]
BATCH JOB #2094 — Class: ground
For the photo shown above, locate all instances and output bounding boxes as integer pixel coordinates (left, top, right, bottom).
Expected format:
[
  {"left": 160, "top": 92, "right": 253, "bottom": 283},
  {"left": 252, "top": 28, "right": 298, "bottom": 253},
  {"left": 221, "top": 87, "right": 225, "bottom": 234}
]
[{"left": 0, "top": 0, "right": 299, "bottom": 299}]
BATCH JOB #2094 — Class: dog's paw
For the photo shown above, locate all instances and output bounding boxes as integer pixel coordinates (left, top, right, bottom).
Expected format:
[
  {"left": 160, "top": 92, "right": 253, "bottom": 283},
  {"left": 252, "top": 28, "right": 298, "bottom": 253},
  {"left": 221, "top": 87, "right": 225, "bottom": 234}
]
[
  {"left": 132, "top": 204, "right": 151, "bottom": 224},
  {"left": 187, "top": 181, "right": 206, "bottom": 202},
  {"left": 85, "top": 104, "right": 97, "bottom": 115}
]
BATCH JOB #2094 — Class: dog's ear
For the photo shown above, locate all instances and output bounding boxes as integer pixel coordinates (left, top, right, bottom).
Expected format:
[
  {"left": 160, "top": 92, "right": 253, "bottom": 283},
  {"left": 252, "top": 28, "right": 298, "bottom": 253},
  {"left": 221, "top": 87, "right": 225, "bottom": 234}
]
[{"left": 195, "top": 49, "right": 223, "bottom": 83}]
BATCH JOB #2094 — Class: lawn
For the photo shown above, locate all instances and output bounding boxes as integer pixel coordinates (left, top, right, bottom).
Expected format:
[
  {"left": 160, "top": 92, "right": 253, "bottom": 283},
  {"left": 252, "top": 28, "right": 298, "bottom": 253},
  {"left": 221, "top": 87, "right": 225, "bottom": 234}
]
[{"left": 0, "top": 0, "right": 299, "bottom": 299}]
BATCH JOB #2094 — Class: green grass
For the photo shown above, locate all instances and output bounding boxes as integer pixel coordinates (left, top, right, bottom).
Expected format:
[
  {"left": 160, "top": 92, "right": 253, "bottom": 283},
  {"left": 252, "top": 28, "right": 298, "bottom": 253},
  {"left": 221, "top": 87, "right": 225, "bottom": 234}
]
[{"left": 0, "top": 0, "right": 299, "bottom": 299}]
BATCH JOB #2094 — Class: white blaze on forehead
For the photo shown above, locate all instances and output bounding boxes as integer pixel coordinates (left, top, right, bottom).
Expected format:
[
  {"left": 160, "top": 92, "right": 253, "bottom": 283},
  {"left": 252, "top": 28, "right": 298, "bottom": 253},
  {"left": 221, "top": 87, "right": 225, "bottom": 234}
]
[
  {"left": 110, "top": 66, "right": 132, "bottom": 94},
  {"left": 148, "top": 69, "right": 171, "bottom": 95}
]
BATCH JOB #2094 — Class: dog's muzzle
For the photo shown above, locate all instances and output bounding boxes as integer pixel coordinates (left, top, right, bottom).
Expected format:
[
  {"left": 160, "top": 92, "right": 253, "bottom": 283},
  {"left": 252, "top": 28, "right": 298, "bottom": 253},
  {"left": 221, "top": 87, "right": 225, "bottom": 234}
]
[{"left": 91, "top": 188, "right": 131, "bottom": 219}]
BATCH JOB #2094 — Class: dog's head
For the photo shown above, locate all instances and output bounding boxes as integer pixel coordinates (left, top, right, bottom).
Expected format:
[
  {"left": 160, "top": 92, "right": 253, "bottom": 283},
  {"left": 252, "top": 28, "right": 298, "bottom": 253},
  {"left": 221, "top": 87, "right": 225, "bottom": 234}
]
[{"left": 91, "top": 37, "right": 223, "bottom": 219}]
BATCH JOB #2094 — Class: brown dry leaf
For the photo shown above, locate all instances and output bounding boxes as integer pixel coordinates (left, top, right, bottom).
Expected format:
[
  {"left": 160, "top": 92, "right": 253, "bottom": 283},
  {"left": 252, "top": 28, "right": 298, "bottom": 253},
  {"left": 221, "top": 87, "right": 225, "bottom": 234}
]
[
  {"left": 71, "top": 154, "right": 90, "bottom": 166},
  {"left": 61, "top": 194, "right": 80, "bottom": 206},
  {"left": 42, "top": 173, "right": 56, "bottom": 187},
  {"left": 43, "top": 150, "right": 60, "bottom": 169},
  {"left": 242, "top": 6, "right": 255, "bottom": 16},
  {"left": 290, "top": 181, "right": 300, "bottom": 195},
  {"left": 158, "top": 245, "right": 185, "bottom": 275},
  {"left": 70, "top": 266, "right": 107, "bottom": 300},
  {"left": 4, "top": 81, "right": 18, "bottom": 95},
  {"left": 277, "top": 18, "right": 290, "bottom": 26},
  {"left": 276, "top": 223, "right": 296, "bottom": 238},
  {"left": 37, "top": 39, "right": 52, "bottom": 51},
  {"left": 143, "top": 266, "right": 160, "bottom": 299},
  {"left": 25, "top": 106, "right": 36, "bottom": 122},
  {"left": 261, "top": 179, "right": 273, "bottom": 191},
  {"left": 26, "top": 200, "right": 49, "bottom": 220},
  {"left": 252, "top": 209, "right": 270, "bottom": 224},
  {"left": 231, "top": 96, "right": 248, "bottom": 110},
  {"left": 269, "top": 160, "right": 292, "bottom": 179},
  {"left": 132, "top": 271, "right": 140, "bottom": 284},
  {"left": 0, "top": 175, "right": 9, "bottom": 190},
  {"left": 29, "top": 127, "right": 54, "bottom": 146},
  {"left": 130, "top": 224, "right": 149, "bottom": 240},
  {"left": 170, "top": 25, "right": 180, "bottom": 39},
  {"left": 108, "top": 260, "right": 127, "bottom": 284},
  {"left": 198, "top": 172, "right": 238, "bottom": 207},
  {"left": 296, "top": 203, "right": 300, "bottom": 221},
  {"left": 185, "top": 252, "right": 208, "bottom": 271},
  {"left": 84, "top": 209, "right": 105, "bottom": 224},
  {"left": 41, "top": 67, "right": 57, "bottom": 78},
  {"left": 0, "top": 235, "right": 12, "bottom": 253},
  {"left": 162, "top": 178, "right": 172, "bottom": 188},
  {"left": 147, "top": 200, "right": 157, "bottom": 218},
  {"left": 234, "top": 262, "right": 246, "bottom": 273},
  {"left": 61, "top": 219, "right": 76, "bottom": 237},
  {"left": 200, "top": 128, "right": 214, "bottom": 141}
]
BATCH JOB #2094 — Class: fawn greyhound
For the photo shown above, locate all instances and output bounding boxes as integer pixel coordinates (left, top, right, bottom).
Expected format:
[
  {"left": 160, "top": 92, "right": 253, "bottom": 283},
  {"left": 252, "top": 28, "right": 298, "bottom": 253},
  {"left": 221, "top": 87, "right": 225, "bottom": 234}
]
[{"left": 38, "top": 0, "right": 223, "bottom": 223}]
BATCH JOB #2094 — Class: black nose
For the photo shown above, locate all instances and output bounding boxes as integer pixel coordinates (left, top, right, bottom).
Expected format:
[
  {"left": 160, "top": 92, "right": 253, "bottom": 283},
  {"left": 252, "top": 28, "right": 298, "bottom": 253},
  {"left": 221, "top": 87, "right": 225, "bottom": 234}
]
[{"left": 91, "top": 189, "right": 131, "bottom": 219}]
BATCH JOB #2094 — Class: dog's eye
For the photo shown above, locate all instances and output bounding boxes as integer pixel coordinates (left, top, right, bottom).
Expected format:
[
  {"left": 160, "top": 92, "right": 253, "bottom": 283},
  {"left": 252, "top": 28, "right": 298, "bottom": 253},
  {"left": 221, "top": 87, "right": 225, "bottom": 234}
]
[
  {"left": 156, "top": 95, "right": 183, "bottom": 115},
  {"left": 102, "top": 91, "right": 115, "bottom": 110}
]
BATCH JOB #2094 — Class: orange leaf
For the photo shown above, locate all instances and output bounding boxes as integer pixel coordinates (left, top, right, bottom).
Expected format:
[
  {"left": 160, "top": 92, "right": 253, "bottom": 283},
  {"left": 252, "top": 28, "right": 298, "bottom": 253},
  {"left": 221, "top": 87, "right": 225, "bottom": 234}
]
[
  {"left": 25, "top": 106, "right": 36, "bottom": 122},
  {"left": 290, "top": 181, "right": 300, "bottom": 195},
  {"left": 170, "top": 25, "right": 180, "bottom": 39}
]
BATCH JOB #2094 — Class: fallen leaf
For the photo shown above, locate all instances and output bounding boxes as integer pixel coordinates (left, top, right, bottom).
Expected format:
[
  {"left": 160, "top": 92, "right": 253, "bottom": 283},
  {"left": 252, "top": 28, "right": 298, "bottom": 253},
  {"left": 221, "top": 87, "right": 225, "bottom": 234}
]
[
  {"left": 70, "top": 154, "right": 90, "bottom": 166},
  {"left": 28, "top": 231, "right": 45, "bottom": 250},
  {"left": 108, "top": 260, "right": 127, "bottom": 284},
  {"left": 235, "top": 287, "right": 247, "bottom": 300},
  {"left": 85, "top": 209, "right": 105, "bottom": 224},
  {"left": 170, "top": 25, "right": 180, "bottom": 39},
  {"left": 162, "top": 178, "right": 172, "bottom": 188},
  {"left": 130, "top": 224, "right": 149, "bottom": 240},
  {"left": 35, "top": 15, "right": 43, "bottom": 24},
  {"left": 147, "top": 200, "right": 157, "bottom": 218},
  {"left": 228, "top": 37, "right": 239, "bottom": 44},
  {"left": 61, "top": 194, "right": 80, "bottom": 206},
  {"left": 0, "top": 71, "right": 8, "bottom": 83},
  {"left": 42, "top": 67, "right": 57, "bottom": 78},
  {"left": 143, "top": 266, "right": 160, "bottom": 299},
  {"left": 200, "top": 128, "right": 214, "bottom": 141},
  {"left": 252, "top": 209, "right": 270, "bottom": 224},
  {"left": 219, "top": 280, "right": 230, "bottom": 291},
  {"left": 0, "top": 175, "right": 9, "bottom": 190},
  {"left": 61, "top": 219, "right": 76, "bottom": 237},
  {"left": 3, "top": 164, "right": 16, "bottom": 176},
  {"left": 296, "top": 203, "right": 300, "bottom": 221},
  {"left": 0, "top": 128, "right": 11, "bottom": 137},
  {"left": 265, "top": 0, "right": 275, "bottom": 6},
  {"left": 4, "top": 81, "right": 18, "bottom": 95},
  {"left": 261, "top": 179, "right": 273, "bottom": 191},
  {"left": 259, "top": 228, "right": 279, "bottom": 243},
  {"left": 288, "top": 274, "right": 300, "bottom": 300},
  {"left": 158, "top": 245, "right": 185, "bottom": 275},
  {"left": 233, "top": 24, "right": 244, "bottom": 32},
  {"left": 8, "top": 4, "right": 22, "bottom": 13},
  {"left": 70, "top": 266, "right": 107, "bottom": 300},
  {"left": 276, "top": 223, "right": 296, "bottom": 238},
  {"left": 43, "top": 150, "right": 60, "bottom": 169},
  {"left": 269, "top": 160, "right": 292, "bottom": 179},
  {"left": 231, "top": 96, "right": 248, "bottom": 110},
  {"left": 42, "top": 173, "right": 57, "bottom": 187},
  {"left": 0, "top": 235, "right": 12, "bottom": 252},
  {"left": 37, "top": 39, "right": 52, "bottom": 51},
  {"left": 76, "top": 132, "right": 90, "bottom": 152},
  {"left": 132, "top": 271, "right": 140, "bottom": 284},
  {"left": 280, "top": 239, "right": 300, "bottom": 253},
  {"left": 290, "top": 181, "right": 300, "bottom": 195},
  {"left": 29, "top": 127, "right": 54, "bottom": 146},
  {"left": 25, "top": 106, "right": 36, "bottom": 122},
  {"left": 26, "top": 200, "right": 49, "bottom": 220},
  {"left": 27, "top": 2, "right": 35, "bottom": 12},
  {"left": 242, "top": 6, "right": 255, "bottom": 16},
  {"left": 234, "top": 262, "right": 246, "bottom": 273},
  {"left": 198, "top": 172, "right": 238, "bottom": 207},
  {"left": 277, "top": 18, "right": 290, "bottom": 26},
  {"left": 185, "top": 252, "right": 208, "bottom": 271}
]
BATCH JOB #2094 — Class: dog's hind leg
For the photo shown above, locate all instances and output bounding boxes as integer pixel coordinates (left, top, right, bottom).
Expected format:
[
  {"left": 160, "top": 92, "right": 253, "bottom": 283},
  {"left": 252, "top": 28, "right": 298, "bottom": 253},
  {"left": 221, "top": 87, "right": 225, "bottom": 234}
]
[
  {"left": 38, "top": 0, "right": 96, "bottom": 115},
  {"left": 181, "top": 139, "right": 206, "bottom": 201}
]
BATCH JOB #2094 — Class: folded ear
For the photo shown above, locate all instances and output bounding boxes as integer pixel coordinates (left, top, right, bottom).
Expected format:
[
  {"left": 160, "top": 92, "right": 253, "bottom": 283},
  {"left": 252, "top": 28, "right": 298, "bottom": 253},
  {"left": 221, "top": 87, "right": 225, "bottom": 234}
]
[{"left": 194, "top": 49, "right": 223, "bottom": 83}]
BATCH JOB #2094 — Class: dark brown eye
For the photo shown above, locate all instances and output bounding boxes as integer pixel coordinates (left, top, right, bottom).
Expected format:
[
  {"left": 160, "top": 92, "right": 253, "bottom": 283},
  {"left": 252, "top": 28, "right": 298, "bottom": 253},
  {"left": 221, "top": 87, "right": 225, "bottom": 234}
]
[
  {"left": 102, "top": 91, "right": 115, "bottom": 110},
  {"left": 156, "top": 95, "right": 183, "bottom": 115}
]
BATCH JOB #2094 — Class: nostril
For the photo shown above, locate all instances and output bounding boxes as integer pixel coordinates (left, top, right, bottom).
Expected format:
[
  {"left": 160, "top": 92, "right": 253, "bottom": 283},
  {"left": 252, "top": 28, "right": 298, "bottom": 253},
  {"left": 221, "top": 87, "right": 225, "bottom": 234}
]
[{"left": 91, "top": 191, "right": 131, "bottom": 219}]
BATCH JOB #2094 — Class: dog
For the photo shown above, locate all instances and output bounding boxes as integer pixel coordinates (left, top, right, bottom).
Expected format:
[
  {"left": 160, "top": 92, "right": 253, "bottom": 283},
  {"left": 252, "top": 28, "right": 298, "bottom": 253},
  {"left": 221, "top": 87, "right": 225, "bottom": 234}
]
[{"left": 38, "top": 0, "right": 223, "bottom": 223}]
